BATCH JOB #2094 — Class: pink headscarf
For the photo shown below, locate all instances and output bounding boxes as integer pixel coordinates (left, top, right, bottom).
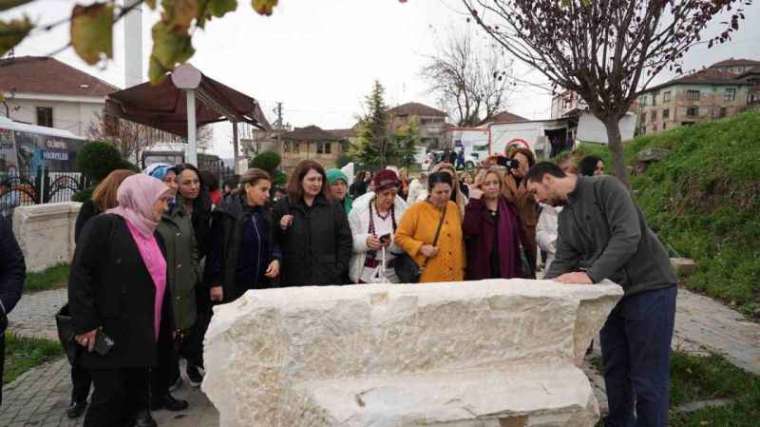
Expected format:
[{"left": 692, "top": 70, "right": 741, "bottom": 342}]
[{"left": 106, "top": 174, "right": 171, "bottom": 237}]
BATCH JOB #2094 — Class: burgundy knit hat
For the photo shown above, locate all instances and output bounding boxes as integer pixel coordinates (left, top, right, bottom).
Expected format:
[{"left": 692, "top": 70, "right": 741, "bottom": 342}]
[{"left": 373, "top": 169, "right": 400, "bottom": 192}]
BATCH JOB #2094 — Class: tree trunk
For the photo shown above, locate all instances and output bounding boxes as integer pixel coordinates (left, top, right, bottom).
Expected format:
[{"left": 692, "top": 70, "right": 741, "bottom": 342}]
[{"left": 604, "top": 116, "right": 630, "bottom": 188}]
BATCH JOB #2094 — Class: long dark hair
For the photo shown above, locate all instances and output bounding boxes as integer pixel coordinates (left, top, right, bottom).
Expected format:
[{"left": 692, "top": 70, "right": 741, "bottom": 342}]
[
  {"left": 286, "top": 160, "right": 329, "bottom": 202},
  {"left": 173, "top": 163, "right": 213, "bottom": 256},
  {"left": 579, "top": 155, "right": 602, "bottom": 177}
]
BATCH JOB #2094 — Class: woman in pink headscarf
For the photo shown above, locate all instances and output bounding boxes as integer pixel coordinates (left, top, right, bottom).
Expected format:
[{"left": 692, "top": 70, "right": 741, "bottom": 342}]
[{"left": 68, "top": 174, "right": 173, "bottom": 427}]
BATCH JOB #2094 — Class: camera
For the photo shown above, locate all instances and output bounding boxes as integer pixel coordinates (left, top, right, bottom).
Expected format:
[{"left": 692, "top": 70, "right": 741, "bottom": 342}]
[{"left": 496, "top": 156, "right": 519, "bottom": 170}]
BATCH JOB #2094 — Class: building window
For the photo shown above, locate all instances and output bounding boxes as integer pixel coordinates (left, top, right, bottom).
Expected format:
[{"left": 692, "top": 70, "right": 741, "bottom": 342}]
[
  {"left": 652, "top": 94, "right": 657, "bottom": 106},
  {"left": 36, "top": 107, "right": 53, "bottom": 127},
  {"left": 317, "top": 142, "right": 332, "bottom": 154},
  {"left": 724, "top": 88, "right": 736, "bottom": 102},
  {"left": 687, "top": 90, "right": 700, "bottom": 101},
  {"left": 663, "top": 91, "right": 671, "bottom": 102},
  {"left": 640, "top": 96, "right": 647, "bottom": 107},
  {"left": 663, "top": 109, "right": 670, "bottom": 120},
  {"left": 663, "top": 123, "right": 667, "bottom": 130},
  {"left": 686, "top": 107, "right": 699, "bottom": 117},
  {"left": 719, "top": 107, "right": 727, "bottom": 118},
  {"left": 650, "top": 110, "right": 657, "bottom": 121}
]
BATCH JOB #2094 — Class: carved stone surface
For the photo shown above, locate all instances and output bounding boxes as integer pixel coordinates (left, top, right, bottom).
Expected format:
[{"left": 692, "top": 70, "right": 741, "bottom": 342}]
[
  {"left": 12, "top": 202, "right": 81, "bottom": 272},
  {"left": 203, "top": 279, "right": 623, "bottom": 427}
]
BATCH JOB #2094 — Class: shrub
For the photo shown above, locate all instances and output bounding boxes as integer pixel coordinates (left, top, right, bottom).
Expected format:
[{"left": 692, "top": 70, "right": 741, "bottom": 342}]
[
  {"left": 249, "top": 151, "right": 281, "bottom": 174},
  {"left": 76, "top": 142, "right": 132, "bottom": 182}
]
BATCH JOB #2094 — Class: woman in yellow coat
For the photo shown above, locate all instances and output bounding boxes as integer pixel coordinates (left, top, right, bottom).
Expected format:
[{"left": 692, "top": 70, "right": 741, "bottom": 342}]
[{"left": 395, "top": 172, "right": 465, "bottom": 283}]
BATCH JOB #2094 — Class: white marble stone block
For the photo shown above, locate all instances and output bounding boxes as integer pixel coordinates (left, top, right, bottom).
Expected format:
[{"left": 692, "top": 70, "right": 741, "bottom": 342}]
[
  {"left": 203, "top": 279, "right": 623, "bottom": 427},
  {"left": 12, "top": 202, "right": 81, "bottom": 272}
]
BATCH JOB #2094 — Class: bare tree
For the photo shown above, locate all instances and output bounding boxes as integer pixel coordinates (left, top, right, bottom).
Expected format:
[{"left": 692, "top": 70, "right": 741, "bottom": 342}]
[
  {"left": 422, "top": 30, "right": 514, "bottom": 126},
  {"left": 461, "top": 0, "right": 751, "bottom": 186},
  {"left": 88, "top": 114, "right": 178, "bottom": 164}
]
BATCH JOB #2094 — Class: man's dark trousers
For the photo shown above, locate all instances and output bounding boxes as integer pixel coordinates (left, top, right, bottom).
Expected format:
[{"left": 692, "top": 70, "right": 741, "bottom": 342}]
[{"left": 601, "top": 285, "right": 677, "bottom": 427}]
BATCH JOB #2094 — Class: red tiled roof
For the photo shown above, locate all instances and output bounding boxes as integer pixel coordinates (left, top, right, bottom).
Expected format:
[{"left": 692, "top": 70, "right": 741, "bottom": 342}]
[
  {"left": 280, "top": 125, "right": 337, "bottom": 141},
  {"left": 480, "top": 111, "right": 529, "bottom": 125},
  {"left": 387, "top": 102, "right": 447, "bottom": 118},
  {"left": 710, "top": 58, "right": 760, "bottom": 68},
  {"left": 0, "top": 56, "right": 119, "bottom": 97}
]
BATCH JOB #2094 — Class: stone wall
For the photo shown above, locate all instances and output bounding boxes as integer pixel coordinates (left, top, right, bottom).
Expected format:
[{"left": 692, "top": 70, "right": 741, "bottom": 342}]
[
  {"left": 12, "top": 202, "right": 81, "bottom": 272},
  {"left": 203, "top": 279, "right": 623, "bottom": 427}
]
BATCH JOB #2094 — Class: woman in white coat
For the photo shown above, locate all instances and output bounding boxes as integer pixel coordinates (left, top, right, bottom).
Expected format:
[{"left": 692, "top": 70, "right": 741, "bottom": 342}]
[{"left": 348, "top": 170, "right": 408, "bottom": 284}]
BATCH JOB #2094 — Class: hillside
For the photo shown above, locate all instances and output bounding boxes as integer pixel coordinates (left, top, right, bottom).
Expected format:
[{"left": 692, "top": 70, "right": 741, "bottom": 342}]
[{"left": 575, "top": 111, "right": 760, "bottom": 317}]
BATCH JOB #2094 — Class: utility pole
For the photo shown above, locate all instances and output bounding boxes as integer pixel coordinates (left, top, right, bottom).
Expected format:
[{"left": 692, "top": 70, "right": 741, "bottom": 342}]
[{"left": 273, "top": 102, "right": 284, "bottom": 129}]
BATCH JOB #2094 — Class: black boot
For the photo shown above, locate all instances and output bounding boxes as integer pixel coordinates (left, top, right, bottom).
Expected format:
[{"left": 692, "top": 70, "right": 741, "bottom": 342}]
[
  {"left": 150, "top": 393, "right": 189, "bottom": 411},
  {"left": 65, "top": 400, "right": 87, "bottom": 419},
  {"left": 133, "top": 409, "right": 157, "bottom": 427}
]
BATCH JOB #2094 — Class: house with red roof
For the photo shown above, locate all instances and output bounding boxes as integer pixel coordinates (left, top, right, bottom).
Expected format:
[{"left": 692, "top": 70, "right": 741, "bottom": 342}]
[{"left": 0, "top": 56, "right": 118, "bottom": 136}]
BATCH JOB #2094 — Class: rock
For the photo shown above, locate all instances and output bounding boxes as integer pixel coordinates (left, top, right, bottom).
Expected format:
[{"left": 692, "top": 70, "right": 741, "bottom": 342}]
[
  {"left": 203, "top": 280, "right": 623, "bottom": 427},
  {"left": 671, "top": 257, "right": 698, "bottom": 277},
  {"left": 12, "top": 202, "right": 81, "bottom": 272},
  {"left": 636, "top": 147, "right": 671, "bottom": 163}
]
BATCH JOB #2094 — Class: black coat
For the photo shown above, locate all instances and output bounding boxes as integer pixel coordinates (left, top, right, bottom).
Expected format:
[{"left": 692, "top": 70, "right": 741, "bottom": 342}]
[
  {"left": 0, "top": 217, "right": 25, "bottom": 331},
  {"left": 272, "top": 195, "right": 352, "bottom": 286},
  {"left": 68, "top": 214, "right": 172, "bottom": 370},
  {"left": 205, "top": 194, "right": 281, "bottom": 302},
  {"left": 74, "top": 199, "right": 100, "bottom": 244}
]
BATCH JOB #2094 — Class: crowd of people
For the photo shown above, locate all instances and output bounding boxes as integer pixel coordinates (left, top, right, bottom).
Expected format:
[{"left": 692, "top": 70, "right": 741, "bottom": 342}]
[{"left": 0, "top": 141, "right": 677, "bottom": 427}]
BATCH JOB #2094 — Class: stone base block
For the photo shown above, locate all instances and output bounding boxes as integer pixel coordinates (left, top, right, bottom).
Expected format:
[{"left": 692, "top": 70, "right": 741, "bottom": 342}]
[
  {"left": 203, "top": 280, "right": 623, "bottom": 427},
  {"left": 12, "top": 202, "right": 81, "bottom": 272}
]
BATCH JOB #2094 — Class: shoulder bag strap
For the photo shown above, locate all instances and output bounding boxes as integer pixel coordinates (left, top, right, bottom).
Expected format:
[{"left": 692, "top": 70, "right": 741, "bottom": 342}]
[{"left": 421, "top": 203, "right": 448, "bottom": 269}]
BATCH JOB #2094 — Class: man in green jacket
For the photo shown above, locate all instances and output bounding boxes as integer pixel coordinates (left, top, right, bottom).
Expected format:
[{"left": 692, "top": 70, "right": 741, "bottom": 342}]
[{"left": 526, "top": 162, "right": 677, "bottom": 427}]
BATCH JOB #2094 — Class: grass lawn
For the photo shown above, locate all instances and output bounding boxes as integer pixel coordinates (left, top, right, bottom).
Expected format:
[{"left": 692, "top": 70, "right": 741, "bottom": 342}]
[
  {"left": 3, "top": 333, "right": 63, "bottom": 384},
  {"left": 24, "top": 263, "right": 69, "bottom": 293},
  {"left": 670, "top": 352, "right": 760, "bottom": 426},
  {"left": 573, "top": 112, "right": 760, "bottom": 318},
  {"left": 591, "top": 351, "right": 760, "bottom": 425}
]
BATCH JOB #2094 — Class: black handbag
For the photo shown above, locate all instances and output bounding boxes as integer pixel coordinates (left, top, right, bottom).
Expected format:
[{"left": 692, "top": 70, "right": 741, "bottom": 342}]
[
  {"left": 394, "top": 203, "right": 447, "bottom": 283},
  {"left": 55, "top": 303, "right": 80, "bottom": 365}
]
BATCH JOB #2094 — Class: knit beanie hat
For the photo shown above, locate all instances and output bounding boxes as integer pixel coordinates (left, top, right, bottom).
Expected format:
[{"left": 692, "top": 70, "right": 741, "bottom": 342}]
[{"left": 326, "top": 169, "right": 348, "bottom": 185}]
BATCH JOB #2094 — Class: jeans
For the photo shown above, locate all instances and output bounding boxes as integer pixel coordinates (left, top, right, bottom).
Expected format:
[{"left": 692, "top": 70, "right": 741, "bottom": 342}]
[{"left": 601, "top": 286, "right": 677, "bottom": 427}]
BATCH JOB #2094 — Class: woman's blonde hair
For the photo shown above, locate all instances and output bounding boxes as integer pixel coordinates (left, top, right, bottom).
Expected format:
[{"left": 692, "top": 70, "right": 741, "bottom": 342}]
[
  {"left": 474, "top": 167, "right": 505, "bottom": 190},
  {"left": 92, "top": 169, "right": 136, "bottom": 211}
]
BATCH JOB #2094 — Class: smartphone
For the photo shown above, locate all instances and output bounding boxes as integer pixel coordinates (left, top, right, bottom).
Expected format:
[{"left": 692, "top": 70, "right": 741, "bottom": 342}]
[
  {"left": 93, "top": 329, "right": 116, "bottom": 356},
  {"left": 379, "top": 233, "right": 391, "bottom": 244}
]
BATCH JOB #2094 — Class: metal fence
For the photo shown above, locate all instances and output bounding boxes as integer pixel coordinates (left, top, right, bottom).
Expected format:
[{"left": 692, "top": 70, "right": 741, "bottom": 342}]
[{"left": 0, "top": 170, "right": 88, "bottom": 223}]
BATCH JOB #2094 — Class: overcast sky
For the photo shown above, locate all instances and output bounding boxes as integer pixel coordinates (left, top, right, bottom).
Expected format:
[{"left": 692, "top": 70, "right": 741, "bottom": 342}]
[{"left": 8, "top": 0, "right": 760, "bottom": 158}]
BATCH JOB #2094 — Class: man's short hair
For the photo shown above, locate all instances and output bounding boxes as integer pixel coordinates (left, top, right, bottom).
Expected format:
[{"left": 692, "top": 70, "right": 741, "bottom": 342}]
[{"left": 526, "top": 161, "right": 567, "bottom": 183}]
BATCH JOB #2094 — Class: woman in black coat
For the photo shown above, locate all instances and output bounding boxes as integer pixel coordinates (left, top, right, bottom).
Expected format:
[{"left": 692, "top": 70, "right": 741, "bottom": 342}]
[
  {"left": 272, "top": 160, "right": 352, "bottom": 286},
  {"left": 207, "top": 168, "right": 281, "bottom": 303},
  {"left": 69, "top": 174, "right": 173, "bottom": 427},
  {"left": 68, "top": 169, "right": 136, "bottom": 420}
]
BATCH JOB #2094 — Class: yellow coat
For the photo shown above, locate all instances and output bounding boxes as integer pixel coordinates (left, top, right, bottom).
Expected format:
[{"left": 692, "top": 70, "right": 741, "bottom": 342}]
[{"left": 395, "top": 200, "right": 465, "bottom": 283}]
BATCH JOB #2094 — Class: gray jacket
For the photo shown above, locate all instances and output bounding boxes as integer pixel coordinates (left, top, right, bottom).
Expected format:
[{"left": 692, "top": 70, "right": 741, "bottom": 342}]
[{"left": 545, "top": 176, "right": 676, "bottom": 296}]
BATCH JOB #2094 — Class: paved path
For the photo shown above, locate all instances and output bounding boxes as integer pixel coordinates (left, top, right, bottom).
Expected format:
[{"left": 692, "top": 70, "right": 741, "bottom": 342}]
[
  {"left": 2, "top": 285, "right": 758, "bottom": 425},
  {"left": 7, "top": 288, "right": 67, "bottom": 341},
  {"left": 672, "top": 288, "right": 760, "bottom": 375}
]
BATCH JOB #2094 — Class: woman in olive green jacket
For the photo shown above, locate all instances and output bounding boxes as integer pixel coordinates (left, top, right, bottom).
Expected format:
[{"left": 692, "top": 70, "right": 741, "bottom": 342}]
[{"left": 153, "top": 189, "right": 199, "bottom": 410}]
